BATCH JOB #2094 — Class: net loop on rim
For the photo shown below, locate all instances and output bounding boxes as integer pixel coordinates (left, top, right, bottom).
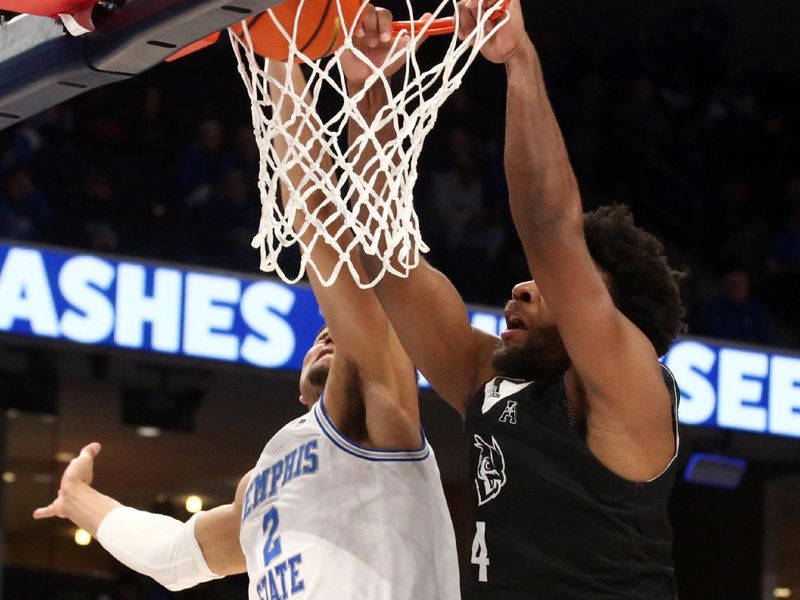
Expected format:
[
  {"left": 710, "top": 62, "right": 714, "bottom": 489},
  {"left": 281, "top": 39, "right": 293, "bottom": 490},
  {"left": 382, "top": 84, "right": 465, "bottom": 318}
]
[{"left": 231, "top": 0, "right": 510, "bottom": 288}]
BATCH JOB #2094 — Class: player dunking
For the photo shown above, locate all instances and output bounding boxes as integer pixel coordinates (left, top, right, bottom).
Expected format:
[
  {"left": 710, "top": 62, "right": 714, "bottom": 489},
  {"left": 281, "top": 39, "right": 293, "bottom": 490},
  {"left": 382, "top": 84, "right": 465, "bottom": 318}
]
[
  {"left": 365, "top": 0, "right": 686, "bottom": 598},
  {"left": 33, "top": 7, "right": 460, "bottom": 599}
]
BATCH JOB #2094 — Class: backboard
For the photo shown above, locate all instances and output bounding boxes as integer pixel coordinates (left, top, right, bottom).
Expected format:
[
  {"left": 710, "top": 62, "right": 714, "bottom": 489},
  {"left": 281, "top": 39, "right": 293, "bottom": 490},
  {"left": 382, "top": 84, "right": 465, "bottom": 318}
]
[{"left": 0, "top": 0, "right": 284, "bottom": 131}]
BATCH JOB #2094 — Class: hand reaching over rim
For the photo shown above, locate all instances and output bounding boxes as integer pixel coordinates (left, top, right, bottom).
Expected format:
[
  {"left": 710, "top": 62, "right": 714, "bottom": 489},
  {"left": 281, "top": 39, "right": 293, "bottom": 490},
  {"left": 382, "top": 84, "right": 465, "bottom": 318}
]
[
  {"left": 457, "top": 0, "right": 528, "bottom": 65},
  {"left": 341, "top": 3, "right": 431, "bottom": 90}
]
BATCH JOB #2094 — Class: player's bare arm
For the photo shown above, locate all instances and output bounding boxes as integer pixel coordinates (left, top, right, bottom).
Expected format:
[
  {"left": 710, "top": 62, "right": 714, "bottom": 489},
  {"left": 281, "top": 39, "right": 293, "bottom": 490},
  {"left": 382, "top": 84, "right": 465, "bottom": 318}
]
[
  {"left": 193, "top": 469, "right": 250, "bottom": 575},
  {"left": 33, "top": 442, "right": 246, "bottom": 584},
  {"left": 267, "top": 6, "right": 422, "bottom": 450},
  {"left": 339, "top": 9, "right": 498, "bottom": 416},
  {"left": 368, "top": 260, "right": 500, "bottom": 414},
  {"left": 339, "top": 7, "right": 498, "bottom": 416},
  {"left": 468, "top": 0, "right": 674, "bottom": 480}
]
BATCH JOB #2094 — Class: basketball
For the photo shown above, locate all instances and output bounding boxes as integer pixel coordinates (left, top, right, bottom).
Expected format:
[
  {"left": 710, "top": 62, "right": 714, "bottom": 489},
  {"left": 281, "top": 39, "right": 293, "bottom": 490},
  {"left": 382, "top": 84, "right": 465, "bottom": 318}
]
[{"left": 232, "top": 0, "right": 361, "bottom": 61}]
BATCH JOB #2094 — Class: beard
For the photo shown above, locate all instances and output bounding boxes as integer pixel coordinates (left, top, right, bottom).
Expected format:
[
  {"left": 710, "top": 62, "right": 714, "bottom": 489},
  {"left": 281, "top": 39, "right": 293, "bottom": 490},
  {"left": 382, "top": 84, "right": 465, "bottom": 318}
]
[
  {"left": 306, "top": 363, "right": 330, "bottom": 389},
  {"left": 491, "top": 324, "right": 571, "bottom": 381}
]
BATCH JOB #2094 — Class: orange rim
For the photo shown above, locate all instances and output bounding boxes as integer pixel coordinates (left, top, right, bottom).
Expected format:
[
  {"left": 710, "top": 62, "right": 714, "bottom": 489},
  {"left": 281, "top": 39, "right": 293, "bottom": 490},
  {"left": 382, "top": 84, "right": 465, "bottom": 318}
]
[{"left": 390, "top": 0, "right": 510, "bottom": 37}]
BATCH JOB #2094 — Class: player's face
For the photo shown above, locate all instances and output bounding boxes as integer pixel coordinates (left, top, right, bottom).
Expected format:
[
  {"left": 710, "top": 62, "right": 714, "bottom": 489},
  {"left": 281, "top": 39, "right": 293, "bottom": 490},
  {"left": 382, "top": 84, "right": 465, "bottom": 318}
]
[
  {"left": 298, "top": 327, "right": 334, "bottom": 407},
  {"left": 491, "top": 280, "right": 570, "bottom": 380}
]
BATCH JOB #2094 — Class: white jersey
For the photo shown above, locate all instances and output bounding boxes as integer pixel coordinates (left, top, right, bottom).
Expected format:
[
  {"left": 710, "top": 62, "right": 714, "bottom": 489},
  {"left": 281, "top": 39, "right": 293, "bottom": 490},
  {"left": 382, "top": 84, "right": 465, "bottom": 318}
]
[{"left": 239, "top": 398, "right": 461, "bottom": 600}]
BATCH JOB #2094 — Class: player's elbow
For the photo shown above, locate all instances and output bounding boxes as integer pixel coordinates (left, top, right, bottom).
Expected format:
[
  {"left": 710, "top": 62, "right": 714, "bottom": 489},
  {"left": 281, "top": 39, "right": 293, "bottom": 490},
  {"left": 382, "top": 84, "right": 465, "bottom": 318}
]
[{"left": 515, "top": 192, "right": 583, "bottom": 240}]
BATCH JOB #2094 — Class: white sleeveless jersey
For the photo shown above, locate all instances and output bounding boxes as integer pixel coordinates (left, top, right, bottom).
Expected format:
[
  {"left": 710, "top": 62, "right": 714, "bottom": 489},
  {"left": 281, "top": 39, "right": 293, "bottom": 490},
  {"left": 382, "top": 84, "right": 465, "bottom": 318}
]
[{"left": 239, "top": 398, "right": 461, "bottom": 600}]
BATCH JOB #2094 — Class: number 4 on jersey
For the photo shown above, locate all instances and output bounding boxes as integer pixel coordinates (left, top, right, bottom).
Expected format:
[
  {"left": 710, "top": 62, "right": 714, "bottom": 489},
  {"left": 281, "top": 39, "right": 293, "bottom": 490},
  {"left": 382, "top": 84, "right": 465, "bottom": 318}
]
[{"left": 471, "top": 521, "right": 490, "bottom": 582}]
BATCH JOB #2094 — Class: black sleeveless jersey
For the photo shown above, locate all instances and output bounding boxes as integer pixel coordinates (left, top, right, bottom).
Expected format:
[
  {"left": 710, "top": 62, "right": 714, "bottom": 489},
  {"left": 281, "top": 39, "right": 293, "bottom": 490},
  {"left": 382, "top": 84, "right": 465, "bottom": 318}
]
[{"left": 464, "top": 365, "right": 680, "bottom": 600}]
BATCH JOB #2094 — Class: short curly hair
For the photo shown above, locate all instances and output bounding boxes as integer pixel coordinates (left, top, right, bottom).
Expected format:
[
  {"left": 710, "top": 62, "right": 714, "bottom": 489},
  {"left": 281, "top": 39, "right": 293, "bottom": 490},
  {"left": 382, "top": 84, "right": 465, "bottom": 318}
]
[{"left": 584, "top": 205, "right": 687, "bottom": 356}]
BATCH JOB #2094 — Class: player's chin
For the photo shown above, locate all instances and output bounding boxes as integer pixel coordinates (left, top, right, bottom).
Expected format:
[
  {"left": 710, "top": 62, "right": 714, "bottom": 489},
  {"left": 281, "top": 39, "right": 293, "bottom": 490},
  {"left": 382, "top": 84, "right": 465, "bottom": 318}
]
[
  {"left": 491, "top": 342, "right": 518, "bottom": 366},
  {"left": 306, "top": 362, "right": 330, "bottom": 389}
]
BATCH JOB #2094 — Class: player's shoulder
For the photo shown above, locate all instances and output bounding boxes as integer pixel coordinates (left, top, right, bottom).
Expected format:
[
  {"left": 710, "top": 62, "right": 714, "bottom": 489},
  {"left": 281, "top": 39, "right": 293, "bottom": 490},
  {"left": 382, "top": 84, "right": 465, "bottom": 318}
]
[
  {"left": 274, "top": 410, "right": 319, "bottom": 437},
  {"left": 257, "top": 411, "right": 320, "bottom": 459},
  {"left": 313, "top": 398, "right": 431, "bottom": 464}
]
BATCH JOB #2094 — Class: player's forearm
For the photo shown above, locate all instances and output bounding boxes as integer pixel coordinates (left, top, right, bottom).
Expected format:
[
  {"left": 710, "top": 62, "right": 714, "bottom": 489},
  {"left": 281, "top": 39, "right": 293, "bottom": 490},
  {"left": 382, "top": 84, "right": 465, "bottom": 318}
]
[
  {"left": 504, "top": 40, "right": 583, "bottom": 244},
  {"left": 347, "top": 80, "right": 393, "bottom": 148},
  {"left": 267, "top": 62, "right": 337, "bottom": 231},
  {"left": 347, "top": 78, "right": 409, "bottom": 275},
  {"left": 347, "top": 78, "right": 397, "bottom": 212},
  {"left": 59, "top": 480, "right": 121, "bottom": 536}
]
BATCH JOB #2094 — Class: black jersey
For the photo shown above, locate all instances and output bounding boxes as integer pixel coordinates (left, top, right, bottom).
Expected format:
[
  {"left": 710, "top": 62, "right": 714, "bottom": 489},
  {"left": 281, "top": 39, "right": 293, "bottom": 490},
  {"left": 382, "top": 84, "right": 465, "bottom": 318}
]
[{"left": 464, "top": 365, "right": 679, "bottom": 600}]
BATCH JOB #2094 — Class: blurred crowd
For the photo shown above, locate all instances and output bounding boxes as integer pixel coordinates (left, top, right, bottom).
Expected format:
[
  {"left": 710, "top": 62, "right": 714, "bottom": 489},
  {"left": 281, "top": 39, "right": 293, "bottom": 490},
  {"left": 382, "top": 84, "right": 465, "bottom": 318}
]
[{"left": 1, "top": 2, "right": 799, "bottom": 350}]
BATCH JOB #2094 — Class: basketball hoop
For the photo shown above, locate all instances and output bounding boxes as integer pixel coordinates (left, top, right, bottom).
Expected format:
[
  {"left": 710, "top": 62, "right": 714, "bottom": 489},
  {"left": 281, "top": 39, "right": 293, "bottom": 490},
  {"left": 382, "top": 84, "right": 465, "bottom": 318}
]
[{"left": 230, "top": 0, "right": 510, "bottom": 288}]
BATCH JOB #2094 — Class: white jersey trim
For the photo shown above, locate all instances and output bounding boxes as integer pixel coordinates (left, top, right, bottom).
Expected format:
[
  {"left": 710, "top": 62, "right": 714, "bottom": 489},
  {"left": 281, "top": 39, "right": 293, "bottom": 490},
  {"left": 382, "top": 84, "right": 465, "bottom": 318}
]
[{"left": 314, "top": 398, "right": 430, "bottom": 462}]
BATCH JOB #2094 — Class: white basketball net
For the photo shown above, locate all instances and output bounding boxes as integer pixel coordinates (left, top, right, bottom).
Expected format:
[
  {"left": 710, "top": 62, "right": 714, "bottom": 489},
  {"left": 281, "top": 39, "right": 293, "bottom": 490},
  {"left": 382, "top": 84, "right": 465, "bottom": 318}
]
[{"left": 230, "top": 0, "right": 509, "bottom": 287}]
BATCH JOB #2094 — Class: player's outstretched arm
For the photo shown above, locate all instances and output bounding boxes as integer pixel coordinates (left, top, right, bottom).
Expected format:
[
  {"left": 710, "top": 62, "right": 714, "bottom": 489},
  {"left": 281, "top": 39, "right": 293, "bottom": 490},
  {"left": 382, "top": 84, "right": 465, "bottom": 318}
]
[
  {"left": 368, "top": 258, "right": 500, "bottom": 415},
  {"left": 344, "top": 8, "right": 500, "bottom": 416},
  {"left": 33, "top": 443, "right": 246, "bottom": 589},
  {"left": 463, "top": 0, "right": 674, "bottom": 479},
  {"left": 267, "top": 6, "right": 422, "bottom": 450}
]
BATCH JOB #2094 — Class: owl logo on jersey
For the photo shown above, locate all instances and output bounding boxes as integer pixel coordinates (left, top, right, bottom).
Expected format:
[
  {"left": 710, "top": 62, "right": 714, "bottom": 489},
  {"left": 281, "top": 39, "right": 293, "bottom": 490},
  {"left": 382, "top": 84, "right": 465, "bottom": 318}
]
[{"left": 474, "top": 434, "right": 507, "bottom": 505}]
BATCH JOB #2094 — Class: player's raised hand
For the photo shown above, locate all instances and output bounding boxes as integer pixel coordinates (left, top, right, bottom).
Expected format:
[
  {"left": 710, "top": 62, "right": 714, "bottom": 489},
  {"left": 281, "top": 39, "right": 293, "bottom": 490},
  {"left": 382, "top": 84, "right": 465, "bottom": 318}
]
[
  {"left": 457, "top": 0, "right": 527, "bottom": 64},
  {"left": 341, "top": 3, "right": 431, "bottom": 88},
  {"left": 33, "top": 442, "right": 102, "bottom": 520}
]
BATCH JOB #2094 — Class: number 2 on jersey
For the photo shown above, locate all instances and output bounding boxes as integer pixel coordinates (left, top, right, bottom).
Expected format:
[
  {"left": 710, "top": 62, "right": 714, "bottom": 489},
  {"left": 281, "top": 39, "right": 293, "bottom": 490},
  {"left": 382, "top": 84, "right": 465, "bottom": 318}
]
[
  {"left": 471, "top": 521, "right": 490, "bottom": 582},
  {"left": 262, "top": 506, "right": 282, "bottom": 567}
]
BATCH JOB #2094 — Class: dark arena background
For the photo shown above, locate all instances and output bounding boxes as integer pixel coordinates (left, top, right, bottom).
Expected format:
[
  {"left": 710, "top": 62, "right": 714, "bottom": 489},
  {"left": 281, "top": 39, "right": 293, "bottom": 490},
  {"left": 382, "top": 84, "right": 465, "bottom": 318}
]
[{"left": 1, "top": 0, "right": 799, "bottom": 598}]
